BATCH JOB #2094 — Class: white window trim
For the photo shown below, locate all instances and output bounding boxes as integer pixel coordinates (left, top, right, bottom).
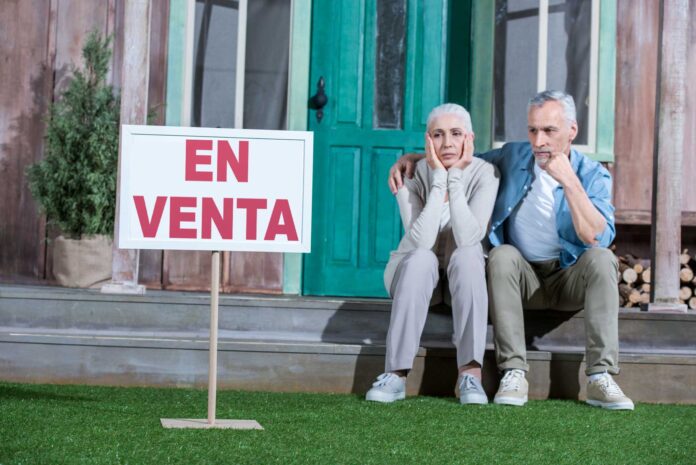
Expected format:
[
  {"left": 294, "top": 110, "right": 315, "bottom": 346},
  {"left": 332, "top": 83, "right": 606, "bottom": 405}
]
[
  {"left": 180, "top": 0, "right": 249, "bottom": 129},
  {"left": 493, "top": 0, "right": 600, "bottom": 153}
]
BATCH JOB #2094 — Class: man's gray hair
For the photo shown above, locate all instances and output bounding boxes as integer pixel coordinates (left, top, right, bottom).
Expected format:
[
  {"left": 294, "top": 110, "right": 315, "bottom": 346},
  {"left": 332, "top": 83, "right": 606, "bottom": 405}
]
[
  {"left": 528, "top": 90, "right": 577, "bottom": 124},
  {"left": 426, "top": 103, "right": 473, "bottom": 133}
]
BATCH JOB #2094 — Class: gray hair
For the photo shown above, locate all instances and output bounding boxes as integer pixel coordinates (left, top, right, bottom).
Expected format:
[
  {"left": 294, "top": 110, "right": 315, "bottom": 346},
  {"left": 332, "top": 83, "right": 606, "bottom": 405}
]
[
  {"left": 426, "top": 103, "right": 473, "bottom": 133},
  {"left": 528, "top": 90, "right": 577, "bottom": 124}
]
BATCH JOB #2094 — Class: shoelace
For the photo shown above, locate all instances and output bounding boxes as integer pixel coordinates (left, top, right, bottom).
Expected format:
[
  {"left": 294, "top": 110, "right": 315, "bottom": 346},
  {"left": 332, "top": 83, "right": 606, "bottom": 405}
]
[
  {"left": 595, "top": 375, "right": 625, "bottom": 397},
  {"left": 373, "top": 373, "right": 398, "bottom": 387},
  {"left": 459, "top": 375, "right": 478, "bottom": 391},
  {"left": 499, "top": 370, "right": 524, "bottom": 392}
]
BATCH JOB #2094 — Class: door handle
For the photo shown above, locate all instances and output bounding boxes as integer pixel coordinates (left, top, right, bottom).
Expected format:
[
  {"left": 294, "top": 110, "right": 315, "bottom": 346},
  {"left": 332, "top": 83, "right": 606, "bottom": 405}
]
[{"left": 309, "top": 76, "right": 328, "bottom": 122}]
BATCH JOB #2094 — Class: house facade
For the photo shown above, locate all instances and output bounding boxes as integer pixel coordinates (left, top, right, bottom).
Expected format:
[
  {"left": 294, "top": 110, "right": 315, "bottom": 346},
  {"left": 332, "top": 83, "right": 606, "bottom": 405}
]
[{"left": 1, "top": 0, "right": 695, "bottom": 297}]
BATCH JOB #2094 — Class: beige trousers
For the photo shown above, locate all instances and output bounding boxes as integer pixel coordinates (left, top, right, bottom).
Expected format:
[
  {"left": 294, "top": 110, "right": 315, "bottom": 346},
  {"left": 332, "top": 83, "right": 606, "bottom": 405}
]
[
  {"left": 486, "top": 244, "right": 620, "bottom": 375},
  {"left": 385, "top": 245, "right": 488, "bottom": 372}
]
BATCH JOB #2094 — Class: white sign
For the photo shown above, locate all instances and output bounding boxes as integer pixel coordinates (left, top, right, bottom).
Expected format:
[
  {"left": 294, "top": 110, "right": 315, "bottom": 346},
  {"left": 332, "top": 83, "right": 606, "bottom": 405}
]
[{"left": 118, "top": 125, "right": 313, "bottom": 252}]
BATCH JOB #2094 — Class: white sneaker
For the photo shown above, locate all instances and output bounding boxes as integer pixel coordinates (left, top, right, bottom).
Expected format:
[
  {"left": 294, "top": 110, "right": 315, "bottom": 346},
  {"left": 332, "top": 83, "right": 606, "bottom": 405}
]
[
  {"left": 455, "top": 374, "right": 488, "bottom": 405},
  {"left": 494, "top": 369, "right": 528, "bottom": 406},
  {"left": 586, "top": 373, "right": 634, "bottom": 410},
  {"left": 365, "top": 373, "right": 406, "bottom": 403}
]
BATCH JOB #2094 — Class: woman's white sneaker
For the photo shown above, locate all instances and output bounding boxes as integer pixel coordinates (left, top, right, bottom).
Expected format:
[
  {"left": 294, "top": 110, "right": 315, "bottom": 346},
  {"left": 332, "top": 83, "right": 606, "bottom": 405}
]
[
  {"left": 456, "top": 374, "right": 488, "bottom": 405},
  {"left": 365, "top": 373, "right": 406, "bottom": 403}
]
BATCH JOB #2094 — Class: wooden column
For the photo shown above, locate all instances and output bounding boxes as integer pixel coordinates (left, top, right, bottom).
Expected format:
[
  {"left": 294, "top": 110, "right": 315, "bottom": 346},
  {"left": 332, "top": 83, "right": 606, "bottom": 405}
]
[
  {"left": 645, "top": 0, "right": 689, "bottom": 312},
  {"left": 102, "top": 0, "right": 151, "bottom": 295}
]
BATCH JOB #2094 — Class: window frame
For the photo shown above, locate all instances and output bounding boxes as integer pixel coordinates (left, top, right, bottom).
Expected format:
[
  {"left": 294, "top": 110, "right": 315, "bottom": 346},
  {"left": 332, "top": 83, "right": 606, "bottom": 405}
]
[{"left": 470, "top": 0, "right": 616, "bottom": 161}]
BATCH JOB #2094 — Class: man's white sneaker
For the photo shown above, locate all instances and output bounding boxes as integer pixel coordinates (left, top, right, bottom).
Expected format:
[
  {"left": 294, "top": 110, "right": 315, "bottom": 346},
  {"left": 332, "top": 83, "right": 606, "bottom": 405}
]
[
  {"left": 455, "top": 374, "right": 488, "bottom": 405},
  {"left": 365, "top": 373, "right": 406, "bottom": 403},
  {"left": 586, "top": 373, "right": 634, "bottom": 410},
  {"left": 493, "top": 369, "right": 528, "bottom": 406}
]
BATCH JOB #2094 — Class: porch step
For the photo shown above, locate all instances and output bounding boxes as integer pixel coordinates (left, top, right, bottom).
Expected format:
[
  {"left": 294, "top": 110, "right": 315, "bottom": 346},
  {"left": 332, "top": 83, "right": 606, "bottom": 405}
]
[
  {"left": 1, "top": 285, "right": 695, "bottom": 403},
  {"left": 2, "top": 285, "right": 695, "bottom": 353}
]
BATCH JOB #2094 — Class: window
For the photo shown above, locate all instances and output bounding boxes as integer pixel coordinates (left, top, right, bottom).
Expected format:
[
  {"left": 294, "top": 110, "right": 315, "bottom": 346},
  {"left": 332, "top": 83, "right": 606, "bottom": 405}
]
[
  {"left": 469, "top": 0, "right": 616, "bottom": 161},
  {"left": 167, "top": 0, "right": 291, "bottom": 130}
]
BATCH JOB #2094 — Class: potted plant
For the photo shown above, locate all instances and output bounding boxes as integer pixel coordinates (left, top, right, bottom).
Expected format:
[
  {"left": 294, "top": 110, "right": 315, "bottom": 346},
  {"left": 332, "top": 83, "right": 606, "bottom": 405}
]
[{"left": 27, "top": 31, "right": 119, "bottom": 288}]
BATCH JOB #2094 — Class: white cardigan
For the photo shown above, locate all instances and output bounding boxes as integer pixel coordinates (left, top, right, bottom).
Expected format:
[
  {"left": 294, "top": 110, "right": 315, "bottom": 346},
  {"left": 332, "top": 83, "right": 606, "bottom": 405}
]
[{"left": 383, "top": 157, "right": 500, "bottom": 296}]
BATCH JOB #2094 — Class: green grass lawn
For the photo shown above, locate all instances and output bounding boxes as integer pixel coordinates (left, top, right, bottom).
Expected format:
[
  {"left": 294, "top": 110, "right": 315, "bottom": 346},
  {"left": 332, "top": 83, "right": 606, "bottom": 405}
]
[{"left": 1, "top": 382, "right": 694, "bottom": 465}]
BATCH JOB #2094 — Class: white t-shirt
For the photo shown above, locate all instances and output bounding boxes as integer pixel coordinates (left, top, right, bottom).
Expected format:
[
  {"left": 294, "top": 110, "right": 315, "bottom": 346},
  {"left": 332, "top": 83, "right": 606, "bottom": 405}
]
[{"left": 507, "top": 163, "right": 563, "bottom": 262}]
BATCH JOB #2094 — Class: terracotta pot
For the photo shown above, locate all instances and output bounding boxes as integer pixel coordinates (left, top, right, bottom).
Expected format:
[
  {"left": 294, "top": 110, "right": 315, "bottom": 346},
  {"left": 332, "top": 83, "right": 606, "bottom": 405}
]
[{"left": 53, "top": 234, "right": 113, "bottom": 288}]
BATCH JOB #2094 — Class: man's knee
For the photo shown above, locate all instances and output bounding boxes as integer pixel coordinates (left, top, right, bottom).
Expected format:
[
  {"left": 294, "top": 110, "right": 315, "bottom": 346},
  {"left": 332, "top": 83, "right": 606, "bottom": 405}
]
[
  {"left": 487, "top": 245, "right": 523, "bottom": 277},
  {"left": 579, "top": 248, "right": 618, "bottom": 280}
]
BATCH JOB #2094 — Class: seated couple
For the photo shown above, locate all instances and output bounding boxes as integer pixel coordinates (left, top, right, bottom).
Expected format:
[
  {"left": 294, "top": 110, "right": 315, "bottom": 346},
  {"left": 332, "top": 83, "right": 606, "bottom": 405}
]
[{"left": 366, "top": 91, "right": 633, "bottom": 410}]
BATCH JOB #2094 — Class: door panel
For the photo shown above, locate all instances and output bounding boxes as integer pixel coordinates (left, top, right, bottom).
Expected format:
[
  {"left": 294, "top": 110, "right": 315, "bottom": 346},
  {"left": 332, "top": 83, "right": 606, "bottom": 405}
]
[{"left": 304, "top": 0, "right": 448, "bottom": 297}]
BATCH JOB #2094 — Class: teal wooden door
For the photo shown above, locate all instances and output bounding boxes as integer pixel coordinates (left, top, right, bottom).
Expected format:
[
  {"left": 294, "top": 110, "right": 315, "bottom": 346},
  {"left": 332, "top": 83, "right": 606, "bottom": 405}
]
[{"left": 303, "top": 0, "right": 450, "bottom": 297}]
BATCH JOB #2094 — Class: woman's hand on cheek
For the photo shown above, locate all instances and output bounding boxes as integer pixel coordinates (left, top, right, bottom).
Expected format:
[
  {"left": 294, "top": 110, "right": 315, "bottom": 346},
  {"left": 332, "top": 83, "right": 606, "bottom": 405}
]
[
  {"left": 425, "top": 132, "right": 445, "bottom": 171},
  {"left": 452, "top": 133, "right": 474, "bottom": 170}
]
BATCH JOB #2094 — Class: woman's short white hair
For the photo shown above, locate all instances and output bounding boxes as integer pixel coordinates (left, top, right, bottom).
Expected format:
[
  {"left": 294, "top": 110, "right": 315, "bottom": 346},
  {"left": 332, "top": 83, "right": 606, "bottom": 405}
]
[{"left": 426, "top": 103, "right": 473, "bottom": 133}]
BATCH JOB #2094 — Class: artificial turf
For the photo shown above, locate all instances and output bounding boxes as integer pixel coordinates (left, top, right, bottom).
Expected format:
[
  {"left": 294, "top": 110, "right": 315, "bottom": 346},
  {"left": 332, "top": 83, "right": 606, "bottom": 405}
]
[{"left": 0, "top": 382, "right": 694, "bottom": 465}]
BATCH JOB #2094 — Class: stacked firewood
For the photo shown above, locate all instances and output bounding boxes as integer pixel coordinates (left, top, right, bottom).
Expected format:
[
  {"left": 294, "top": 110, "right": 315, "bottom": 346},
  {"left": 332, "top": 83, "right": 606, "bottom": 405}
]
[{"left": 616, "top": 249, "right": 696, "bottom": 309}]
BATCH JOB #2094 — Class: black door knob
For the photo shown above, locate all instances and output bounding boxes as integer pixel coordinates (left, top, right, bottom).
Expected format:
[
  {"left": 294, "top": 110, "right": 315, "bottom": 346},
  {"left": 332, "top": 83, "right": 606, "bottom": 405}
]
[{"left": 309, "top": 77, "right": 328, "bottom": 122}]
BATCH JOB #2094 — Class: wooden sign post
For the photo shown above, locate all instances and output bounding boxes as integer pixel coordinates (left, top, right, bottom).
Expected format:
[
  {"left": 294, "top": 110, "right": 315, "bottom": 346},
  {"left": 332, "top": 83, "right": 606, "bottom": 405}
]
[
  {"left": 116, "top": 125, "right": 313, "bottom": 429},
  {"left": 161, "top": 251, "right": 262, "bottom": 429}
]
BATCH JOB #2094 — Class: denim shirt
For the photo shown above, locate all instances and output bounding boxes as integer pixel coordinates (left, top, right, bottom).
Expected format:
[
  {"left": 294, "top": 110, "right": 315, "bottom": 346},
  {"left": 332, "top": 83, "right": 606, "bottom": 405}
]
[{"left": 476, "top": 142, "right": 615, "bottom": 268}]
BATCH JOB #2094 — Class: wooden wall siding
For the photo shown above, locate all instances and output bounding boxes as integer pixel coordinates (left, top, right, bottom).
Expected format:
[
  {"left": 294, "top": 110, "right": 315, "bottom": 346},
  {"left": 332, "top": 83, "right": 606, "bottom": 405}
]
[
  {"left": 162, "top": 250, "right": 213, "bottom": 291},
  {"left": 160, "top": 251, "right": 283, "bottom": 294},
  {"left": 0, "top": 0, "right": 172, "bottom": 285},
  {"left": 148, "top": 1, "right": 170, "bottom": 126},
  {"left": 225, "top": 252, "right": 283, "bottom": 294},
  {"left": 613, "top": 0, "right": 659, "bottom": 214},
  {"left": 613, "top": 0, "right": 696, "bottom": 218},
  {"left": 108, "top": 0, "right": 124, "bottom": 89},
  {"left": 682, "top": 2, "right": 696, "bottom": 212},
  {"left": 0, "top": 1, "right": 53, "bottom": 281},
  {"left": 52, "top": 1, "right": 113, "bottom": 93}
]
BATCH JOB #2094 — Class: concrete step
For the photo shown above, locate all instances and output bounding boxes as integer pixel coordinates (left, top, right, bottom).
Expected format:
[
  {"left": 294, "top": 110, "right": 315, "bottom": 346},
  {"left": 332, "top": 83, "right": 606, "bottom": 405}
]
[
  {"left": 1, "top": 327, "right": 695, "bottom": 403},
  {"left": 2, "top": 284, "right": 696, "bottom": 403},
  {"left": 2, "top": 285, "right": 696, "bottom": 353}
]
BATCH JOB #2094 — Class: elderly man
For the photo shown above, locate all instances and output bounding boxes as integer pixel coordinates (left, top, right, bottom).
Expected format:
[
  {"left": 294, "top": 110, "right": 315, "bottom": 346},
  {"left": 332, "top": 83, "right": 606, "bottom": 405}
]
[{"left": 389, "top": 90, "right": 633, "bottom": 410}]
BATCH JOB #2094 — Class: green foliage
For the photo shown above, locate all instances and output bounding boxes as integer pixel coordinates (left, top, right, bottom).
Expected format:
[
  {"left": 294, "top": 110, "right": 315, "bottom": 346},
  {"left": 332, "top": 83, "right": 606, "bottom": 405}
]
[{"left": 27, "top": 31, "right": 119, "bottom": 238}]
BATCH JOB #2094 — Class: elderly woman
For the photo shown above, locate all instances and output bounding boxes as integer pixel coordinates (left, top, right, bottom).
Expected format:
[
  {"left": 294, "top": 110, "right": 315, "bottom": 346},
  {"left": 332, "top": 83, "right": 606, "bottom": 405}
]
[{"left": 366, "top": 103, "right": 499, "bottom": 404}]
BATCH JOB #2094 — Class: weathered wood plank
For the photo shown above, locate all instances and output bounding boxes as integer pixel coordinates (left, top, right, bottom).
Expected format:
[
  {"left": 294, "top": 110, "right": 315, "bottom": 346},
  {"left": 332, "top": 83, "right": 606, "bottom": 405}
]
[
  {"left": 615, "top": 210, "right": 696, "bottom": 226},
  {"left": 224, "top": 252, "right": 283, "bottom": 294},
  {"left": 682, "top": 2, "right": 696, "bottom": 212},
  {"left": 613, "top": 0, "right": 659, "bottom": 213},
  {"left": 105, "top": 0, "right": 151, "bottom": 294},
  {"left": 148, "top": 0, "right": 170, "bottom": 125},
  {"left": 647, "top": 0, "right": 688, "bottom": 311},
  {"left": 107, "top": 0, "right": 123, "bottom": 88},
  {"left": 52, "top": 0, "right": 111, "bottom": 93},
  {"left": 0, "top": 1, "right": 53, "bottom": 280},
  {"left": 163, "top": 251, "right": 212, "bottom": 291}
]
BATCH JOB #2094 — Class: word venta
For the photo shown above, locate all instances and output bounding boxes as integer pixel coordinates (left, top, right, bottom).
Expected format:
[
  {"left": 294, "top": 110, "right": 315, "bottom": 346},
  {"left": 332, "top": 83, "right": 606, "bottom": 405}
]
[{"left": 132, "top": 139, "right": 299, "bottom": 241}]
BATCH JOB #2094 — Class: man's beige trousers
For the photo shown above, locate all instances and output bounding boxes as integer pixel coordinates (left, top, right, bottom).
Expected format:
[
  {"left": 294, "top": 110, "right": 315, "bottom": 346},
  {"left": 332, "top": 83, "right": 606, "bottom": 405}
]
[{"left": 487, "top": 244, "right": 620, "bottom": 376}]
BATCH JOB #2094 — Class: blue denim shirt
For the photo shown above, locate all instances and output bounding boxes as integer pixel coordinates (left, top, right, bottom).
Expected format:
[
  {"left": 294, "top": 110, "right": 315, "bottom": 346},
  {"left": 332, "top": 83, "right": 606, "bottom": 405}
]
[{"left": 477, "top": 142, "right": 615, "bottom": 268}]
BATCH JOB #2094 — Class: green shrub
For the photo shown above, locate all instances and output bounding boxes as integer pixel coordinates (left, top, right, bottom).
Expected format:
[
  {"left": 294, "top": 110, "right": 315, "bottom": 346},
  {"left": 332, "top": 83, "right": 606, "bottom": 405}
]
[{"left": 27, "top": 31, "right": 119, "bottom": 238}]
